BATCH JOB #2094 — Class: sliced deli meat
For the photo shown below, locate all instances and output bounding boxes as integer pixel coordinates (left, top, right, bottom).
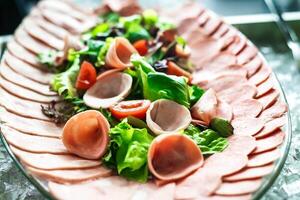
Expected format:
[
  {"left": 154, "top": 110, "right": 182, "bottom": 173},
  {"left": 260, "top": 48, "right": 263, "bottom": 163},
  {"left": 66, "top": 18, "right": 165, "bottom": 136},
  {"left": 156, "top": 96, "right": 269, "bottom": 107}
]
[
  {"left": 244, "top": 55, "right": 262, "bottom": 77},
  {"left": 223, "top": 135, "right": 256, "bottom": 156},
  {"left": 217, "top": 84, "right": 257, "bottom": 104},
  {"left": 215, "top": 179, "right": 262, "bottom": 196},
  {"left": 256, "top": 89, "right": 279, "bottom": 109},
  {"left": 247, "top": 148, "right": 280, "bottom": 167},
  {"left": 28, "top": 166, "right": 112, "bottom": 184},
  {"left": 11, "top": 146, "right": 101, "bottom": 170},
  {"left": 83, "top": 72, "right": 132, "bottom": 109},
  {"left": 236, "top": 45, "right": 258, "bottom": 65},
  {"left": 223, "top": 164, "right": 274, "bottom": 182},
  {"left": 254, "top": 116, "right": 286, "bottom": 138},
  {"left": 2, "top": 126, "right": 68, "bottom": 154},
  {"left": 148, "top": 133, "right": 203, "bottom": 181},
  {"left": 146, "top": 99, "right": 192, "bottom": 135},
  {"left": 232, "top": 99, "right": 263, "bottom": 118},
  {"left": 0, "top": 109, "right": 62, "bottom": 138},
  {"left": 63, "top": 111, "right": 110, "bottom": 160},
  {"left": 232, "top": 117, "right": 264, "bottom": 136},
  {"left": 253, "top": 130, "right": 284, "bottom": 154},
  {"left": 105, "top": 37, "right": 137, "bottom": 69},
  {"left": 259, "top": 101, "right": 287, "bottom": 122},
  {"left": 256, "top": 76, "right": 274, "bottom": 98},
  {"left": 249, "top": 64, "right": 272, "bottom": 86}
]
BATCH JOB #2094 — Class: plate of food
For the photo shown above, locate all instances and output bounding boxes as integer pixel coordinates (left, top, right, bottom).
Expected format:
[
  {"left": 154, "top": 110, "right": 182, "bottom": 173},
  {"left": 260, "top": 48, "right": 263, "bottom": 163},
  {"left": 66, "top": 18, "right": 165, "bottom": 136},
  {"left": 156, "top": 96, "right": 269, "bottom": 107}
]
[{"left": 0, "top": 0, "right": 291, "bottom": 199}]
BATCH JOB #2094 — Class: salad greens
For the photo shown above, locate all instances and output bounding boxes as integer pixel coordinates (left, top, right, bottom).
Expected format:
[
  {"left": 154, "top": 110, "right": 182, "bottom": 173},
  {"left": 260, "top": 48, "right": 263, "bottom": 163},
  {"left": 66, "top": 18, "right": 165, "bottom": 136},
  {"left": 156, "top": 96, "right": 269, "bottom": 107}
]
[
  {"left": 210, "top": 118, "right": 234, "bottom": 137},
  {"left": 184, "top": 124, "right": 228, "bottom": 155},
  {"left": 103, "top": 119, "right": 153, "bottom": 182}
]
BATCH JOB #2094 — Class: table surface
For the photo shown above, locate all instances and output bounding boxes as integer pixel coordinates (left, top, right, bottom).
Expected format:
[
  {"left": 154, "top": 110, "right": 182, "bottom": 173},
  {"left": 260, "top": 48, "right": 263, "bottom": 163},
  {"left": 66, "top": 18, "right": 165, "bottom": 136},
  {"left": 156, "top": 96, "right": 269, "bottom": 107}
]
[{"left": 1, "top": 1, "right": 300, "bottom": 200}]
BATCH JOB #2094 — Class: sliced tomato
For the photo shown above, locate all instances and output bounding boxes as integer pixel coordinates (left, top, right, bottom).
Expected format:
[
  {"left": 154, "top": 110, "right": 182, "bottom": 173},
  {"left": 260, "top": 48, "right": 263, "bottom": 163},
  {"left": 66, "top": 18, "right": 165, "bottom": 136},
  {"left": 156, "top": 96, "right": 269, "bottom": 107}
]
[
  {"left": 110, "top": 100, "right": 151, "bottom": 120},
  {"left": 76, "top": 61, "right": 97, "bottom": 90},
  {"left": 167, "top": 61, "right": 192, "bottom": 82},
  {"left": 133, "top": 40, "right": 148, "bottom": 56}
]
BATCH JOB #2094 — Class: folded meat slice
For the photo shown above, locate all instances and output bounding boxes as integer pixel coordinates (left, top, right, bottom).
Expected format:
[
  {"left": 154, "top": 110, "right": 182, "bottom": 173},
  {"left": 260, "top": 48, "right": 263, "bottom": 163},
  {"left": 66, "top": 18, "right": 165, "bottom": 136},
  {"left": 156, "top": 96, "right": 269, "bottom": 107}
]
[
  {"left": 146, "top": 99, "right": 192, "bottom": 135},
  {"left": 63, "top": 110, "right": 110, "bottom": 160},
  {"left": 28, "top": 166, "right": 112, "bottom": 184},
  {"left": 11, "top": 146, "right": 101, "bottom": 170},
  {"left": 0, "top": 109, "right": 62, "bottom": 138},
  {"left": 148, "top": 134, "right": 203, "bottom": 181},
  {"left": 2, "top": 126, "right": 68, "bottom": 154},
  {"left": 191, "top": 88, "right": 232, "bottom": 125},
  {"left": 83, "top": 72, "right": 132, "bottom": 109},
  {"left": 105, "top": 38, "right": 137, "bottom": 69},
  {"left": 102, "top": 0, "right": 142, "bottom": 16}
]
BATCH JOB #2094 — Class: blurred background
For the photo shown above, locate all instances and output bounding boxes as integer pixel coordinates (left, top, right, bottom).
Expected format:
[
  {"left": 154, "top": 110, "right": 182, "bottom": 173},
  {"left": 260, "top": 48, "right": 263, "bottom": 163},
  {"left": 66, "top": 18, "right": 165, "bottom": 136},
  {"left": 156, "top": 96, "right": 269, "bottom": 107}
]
[{"left": 0, "top": 0, "right": 299, "bottom": 35}]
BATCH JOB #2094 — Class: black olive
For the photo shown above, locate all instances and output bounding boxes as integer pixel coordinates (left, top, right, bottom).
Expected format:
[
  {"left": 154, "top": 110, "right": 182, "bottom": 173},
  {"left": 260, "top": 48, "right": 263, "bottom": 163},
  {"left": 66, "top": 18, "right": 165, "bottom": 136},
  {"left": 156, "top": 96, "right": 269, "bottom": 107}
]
[{"left": 153, "top": 60, "right": 168, "bottom": 72}]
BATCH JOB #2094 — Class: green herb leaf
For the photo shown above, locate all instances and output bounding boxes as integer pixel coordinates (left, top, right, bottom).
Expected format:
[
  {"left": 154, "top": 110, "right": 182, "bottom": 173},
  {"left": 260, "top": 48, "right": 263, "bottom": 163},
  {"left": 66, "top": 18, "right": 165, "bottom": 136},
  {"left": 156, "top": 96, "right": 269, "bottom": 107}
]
[
  {"left": 103, "top": 120, "right": 153, "bottom": 182},
  {"left": 189, "top": 85, "right": 205, "bottom": 106},
  {"left": 125, "top": 23, "right": 151, "bottom": 43},
  {"left": 51, "top": 56, "right": 80, "bottom": 99},
  {"left": 210, "top": 118, "right": 234, "bottom": 137},
  {"left": 142, "top": 9, "right": 158, "bottom": 27},
  {"left": 37, "top": 50, "right": 59, "bottom": 70},
  {"left": 96, "top": 37, "right": 114, "bottom": 67},
  {"left": 184, "top": 124, "right": 229, "bottom": 155}
]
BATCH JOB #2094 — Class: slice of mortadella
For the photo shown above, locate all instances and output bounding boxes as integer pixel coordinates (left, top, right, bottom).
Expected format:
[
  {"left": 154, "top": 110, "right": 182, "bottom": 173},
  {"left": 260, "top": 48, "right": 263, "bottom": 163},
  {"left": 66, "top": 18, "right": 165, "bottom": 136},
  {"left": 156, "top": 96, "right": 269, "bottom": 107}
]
[
  {"left": 11, "top": 146, "right": 101, "bottom": 170},
  {"left": 259, "top": 101, "right": 287, "bottom": 123},
  {"left": 223, "top": 135, "right": 256, "bottom": 156},
  {"left": 83, "top": 72, "right": 132, "bottom": 109},
  {"left": 148, "top": 133, "right": 204, "bottom": 181},
  {"left": 0, "top": 109, "right": 62, "bottom": 138},
  {"left": 247, "top": 148, "right": 280, "bottom": 167},
  {"left": 105, "top": 37, "right": 137, "bottom": 69},
  {"left": 254, "top": 116, "right": 286, "bottom": 139},
  {"left": 2, "top": 126, "right": 68, "bottom": 154},
  {"left": 256, "top": 89, "right": 279, "bottom": 109},
  {"left": 28, "top": 166, "right": 112, "bottom": 184},
  {"left": 243, "top": 55, "right": 262, "bottom": 77},
  {"left": 62, "top": 110, "right": 110, "bottom": 160},
  {"left": 253, "top": 130, "right": 284, "bottom": 154},
  {"left": 214, "top": 179, "right": 262, "bottom": 196},
  {"left": 232, "top": 99, "right": 263, "bottom": 118},
  {"left": 231, "top": 117, "right": 265, "bottom": 136},
  {"left": 146, "top": 99, "right": 192, "bottom": 135}
]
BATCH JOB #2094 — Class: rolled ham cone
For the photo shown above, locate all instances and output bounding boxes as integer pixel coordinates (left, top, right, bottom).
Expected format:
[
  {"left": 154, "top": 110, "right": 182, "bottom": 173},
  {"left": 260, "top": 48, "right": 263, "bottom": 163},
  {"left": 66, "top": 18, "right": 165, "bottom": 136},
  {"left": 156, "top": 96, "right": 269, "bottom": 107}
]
[
  {"left": 83, "top": 72, "right": 132, "bottom": 109},
  {"left": 62, "top": 110, "right": 110, "bottom": 160},
  {"left": 105, "top": 37, "right": 137, "bottom": 69},
  {"left": 146, "top": 99, "right": 192, "bottom": 135},
  {"left": 148, "top": 133, "right": 204, "bottom": 181},
  {"left": 191, "top": 88, "right": 232, "bottom": 125}
]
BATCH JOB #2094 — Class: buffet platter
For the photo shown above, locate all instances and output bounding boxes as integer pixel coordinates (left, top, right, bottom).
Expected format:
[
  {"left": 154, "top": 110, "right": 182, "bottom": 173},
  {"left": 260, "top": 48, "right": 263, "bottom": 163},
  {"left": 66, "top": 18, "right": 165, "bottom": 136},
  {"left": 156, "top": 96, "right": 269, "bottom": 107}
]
[{"left": 0, "top": 0, "right": 291, "bottom": 199}]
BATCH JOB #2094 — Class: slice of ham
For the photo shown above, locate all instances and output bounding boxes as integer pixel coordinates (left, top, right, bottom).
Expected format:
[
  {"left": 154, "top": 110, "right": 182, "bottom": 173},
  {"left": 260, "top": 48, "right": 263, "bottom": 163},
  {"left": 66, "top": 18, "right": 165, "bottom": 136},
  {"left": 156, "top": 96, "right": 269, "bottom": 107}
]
[
  {"left": 148, "top": 133, "right": 203, "bottom": 181},
  {"left": 196, "top": 52, "right": 236, "bottom": 71},
  {"left": 205, "top": 194, "right": 252, "bottom": 200},
  {"left": 212, "top": 23, "right": 230, "bottom": 39},
  {"left": 4, "top": 52, "right": 53, "bottom": 84},
  {"left": 203, "top": 152, "right": 248, "bottom": 176},
  {"left": 7, "top": 39, "right": 41, "bottom": 67},
  {"left": 28, "top": 166, "right": 112, "bottom": 184},
  {"left": 217, "top": 84, "right": 257, "bottom": 104},
  {"left": 223, "top": 135, "right": 256, "bottom": 156},
  {"left": 253, "top": 130, "right": 284, "bottom": 154},
  {"left": 0, "top": 109, "right": 62, "bottom": 138},
  {"left": 192, "top": 89, "right": 233, "bottom": 124},
  {"left": 232, "top": 117, "right": 264, "bottom": 136},
  {"left": 215, "top": 179, "right": 262, "bottom": 196},
  {"left": 249, "top": 64, "right": 271, "bottom": 86},
  {"left": 83, "top": 72, "right": 132, "bottom": 109},
  {"left": 236, "top": 45, "right": 258, "bottom": 65},
  {"left": 23, "top": 18, "right": 64, "bottom": 50},
  {"left": 232, "top": 99, "right": 263, "bottom": 118},
  {"left": 63, "top": 110, "right": 110, "bottom": 160},
  {"left": 146, "top": 99, "right": 192, "bottom": 135},
  {"left": 102, "top": 0, "right": 142, "bottom": 16},
  {"left": 105, "top": 38, "right": 137, "bottom": 69},
  {"left": 244, "top": 55, "right": 263, "bottom": 77},
  {"left": 0, "top": 62, "right": 57, "bottom": 96},
  {"left": 223, "top": 164, "right": 273, "bottom": 182},
  {"left": 1, "top": 126, "right": 68, "bottom": 154},
  {"left": 49, "top": 176, "right": 175, "bottom": 200},
  {"left": 14, "top": 27, "right": 53, "bottom": 54},
  {"left": 247, "top": 148, "right": 280, "bottom": 167},
  {"left": 254, "top": 116, "right": 286, "bottom": 139},
  {"left": 256, "top": 89, "right": 279, "bottom": 109},
  {"left": 0, "top": 88, "right": 51, "bottom": 121},
  {"left": 256, "top": 76, "right": 274, "bottom": 98},
  {"left": 0, "top": 76, "right": 59, "bottom": 103},
  {"left": 11, "top": 146, "right": 101, "bottom": 170},
  {"left": 259, "top": 101, "right": 287, "bottom": 123},
  {"left": 226, "top": 34, "right": 247, "bottom": 55},
  {"left": 175, "top": 169, "right": 222, "bottom": 198},
  {"left": 200, "top": 14, "right": 222, "bottom": 36},
  {"left": 191, "top": 89, "right": 217, "bottom": 125}
]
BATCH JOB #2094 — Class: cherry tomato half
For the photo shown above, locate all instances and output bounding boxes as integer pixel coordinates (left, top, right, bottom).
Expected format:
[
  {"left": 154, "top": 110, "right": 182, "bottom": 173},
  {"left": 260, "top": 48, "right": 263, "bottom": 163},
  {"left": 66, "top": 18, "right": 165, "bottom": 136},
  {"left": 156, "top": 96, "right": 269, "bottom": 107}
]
[
  {"left": 109, "top": 100, "right": 151, "bottom": 120},
  {"left": 133, "top": 40, "right": 148, "bottom": 56},
  {"left": 76, "top": 61, "right": 97, "bottom": 90}
]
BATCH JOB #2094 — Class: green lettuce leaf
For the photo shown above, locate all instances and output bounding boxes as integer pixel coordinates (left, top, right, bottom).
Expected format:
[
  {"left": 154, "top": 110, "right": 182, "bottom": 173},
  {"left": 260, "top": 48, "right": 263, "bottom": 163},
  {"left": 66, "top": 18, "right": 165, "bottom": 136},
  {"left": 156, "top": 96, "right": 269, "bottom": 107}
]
[
  {"left": 189, "top": 85, "right": 205, "bottom": 106},
  {"left": 50, "top": 56, "right": 80, "bottom": 99},
  {"left": 103, "top": 120, "right": 153, "bottom": 182},
  {"left": 131, "top": 55, "right": 190, "bottom": 107},
  {"left": 96, "top": 37, "right": 114, "bottom": 67},
  {"left": 184, "top": 124, "right": 228, "bottom": 155}
]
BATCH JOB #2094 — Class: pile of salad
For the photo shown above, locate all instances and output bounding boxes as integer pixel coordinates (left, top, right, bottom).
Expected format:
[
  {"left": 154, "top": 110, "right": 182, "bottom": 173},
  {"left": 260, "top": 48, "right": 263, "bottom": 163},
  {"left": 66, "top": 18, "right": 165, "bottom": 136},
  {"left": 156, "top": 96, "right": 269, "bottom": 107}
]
[{"left": 38, "top": 10, "right": 233, "bottom": 183}]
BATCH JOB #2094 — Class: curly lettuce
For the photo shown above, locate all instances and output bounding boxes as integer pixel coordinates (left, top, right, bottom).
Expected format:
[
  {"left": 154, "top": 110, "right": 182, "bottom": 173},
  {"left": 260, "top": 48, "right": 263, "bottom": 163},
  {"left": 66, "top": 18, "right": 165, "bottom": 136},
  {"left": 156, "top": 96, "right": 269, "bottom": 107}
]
[{"left": 103, "top": 120, "right": 153, "bottom": 182}]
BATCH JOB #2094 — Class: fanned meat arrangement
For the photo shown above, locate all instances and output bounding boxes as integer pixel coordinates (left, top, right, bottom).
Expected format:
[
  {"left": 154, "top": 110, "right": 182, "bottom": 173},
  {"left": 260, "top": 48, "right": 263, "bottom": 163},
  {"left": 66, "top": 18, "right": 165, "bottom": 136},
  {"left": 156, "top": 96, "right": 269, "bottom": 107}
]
[{"left": 0, "top": 0, "right": 288, "bottom": 200}]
